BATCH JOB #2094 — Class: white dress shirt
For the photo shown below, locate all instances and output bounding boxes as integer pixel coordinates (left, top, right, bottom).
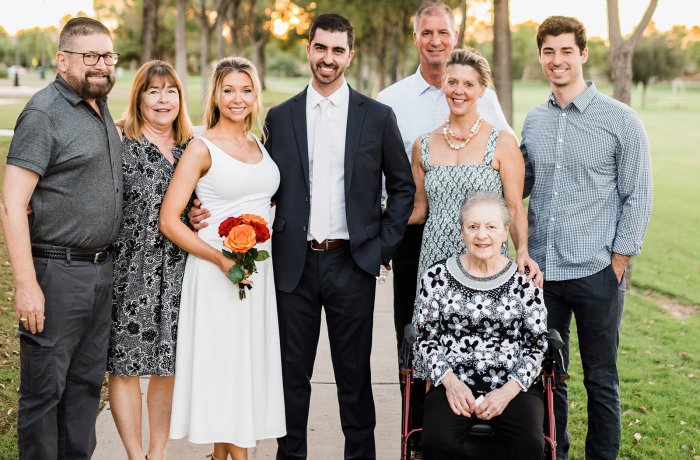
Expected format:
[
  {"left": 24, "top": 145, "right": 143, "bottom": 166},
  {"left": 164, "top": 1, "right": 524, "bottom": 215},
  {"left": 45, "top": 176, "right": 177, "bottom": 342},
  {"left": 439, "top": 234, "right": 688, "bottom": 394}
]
[
  {"left": 377, "top": 67, "right": 515, "bottom": 160},
  {"left": 306, "top": 80, "right": 350, "bottom": 241}
]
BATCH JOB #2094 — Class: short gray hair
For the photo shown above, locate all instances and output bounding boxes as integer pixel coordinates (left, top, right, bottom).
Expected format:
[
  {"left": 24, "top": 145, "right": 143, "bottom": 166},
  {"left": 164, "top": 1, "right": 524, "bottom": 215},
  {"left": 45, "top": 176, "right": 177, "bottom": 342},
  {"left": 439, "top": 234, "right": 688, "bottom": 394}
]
[
  {"left": 414, "top": 2, "right": 455, "bottom": 33},
  {"left": 459, "top": 192, "right": 510, "bottom": 228}
]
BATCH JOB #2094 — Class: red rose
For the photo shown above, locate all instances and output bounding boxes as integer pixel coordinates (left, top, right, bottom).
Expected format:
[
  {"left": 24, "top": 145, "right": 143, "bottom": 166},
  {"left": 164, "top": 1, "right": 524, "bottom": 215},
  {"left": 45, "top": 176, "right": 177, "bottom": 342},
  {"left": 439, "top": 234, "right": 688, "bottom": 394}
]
[
  {"left": 252, "top": 222, "right": 270, "bottom": 243},
  {"left": 218, "top": 216, "right": 242, "bottom": 237}
]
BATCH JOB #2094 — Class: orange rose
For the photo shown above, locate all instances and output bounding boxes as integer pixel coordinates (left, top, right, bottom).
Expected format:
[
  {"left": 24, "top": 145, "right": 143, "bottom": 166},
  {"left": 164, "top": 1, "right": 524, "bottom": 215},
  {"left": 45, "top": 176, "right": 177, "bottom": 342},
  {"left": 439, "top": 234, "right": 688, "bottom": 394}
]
[
  {"left": 240, "top": 214, "right": 267, "bottom": 226},
  {"left": 224, "top": 224, "right": 257, "bottom": 253}
]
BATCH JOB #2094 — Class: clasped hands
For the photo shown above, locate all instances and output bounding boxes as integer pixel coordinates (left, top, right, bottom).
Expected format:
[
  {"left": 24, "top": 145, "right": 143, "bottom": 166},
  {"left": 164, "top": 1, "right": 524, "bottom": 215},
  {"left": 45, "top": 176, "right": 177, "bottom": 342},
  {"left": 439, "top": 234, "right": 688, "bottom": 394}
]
[{"left": 441, "top": 372, "right": 521, "bottom": 420}]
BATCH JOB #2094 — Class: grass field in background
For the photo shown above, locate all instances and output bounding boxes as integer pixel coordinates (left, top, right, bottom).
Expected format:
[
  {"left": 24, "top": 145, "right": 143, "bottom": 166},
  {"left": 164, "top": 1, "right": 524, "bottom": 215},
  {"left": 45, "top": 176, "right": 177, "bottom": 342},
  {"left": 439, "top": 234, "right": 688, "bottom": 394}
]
[{"left": 0, "top": 72, "right": 698, "bottom": 458}]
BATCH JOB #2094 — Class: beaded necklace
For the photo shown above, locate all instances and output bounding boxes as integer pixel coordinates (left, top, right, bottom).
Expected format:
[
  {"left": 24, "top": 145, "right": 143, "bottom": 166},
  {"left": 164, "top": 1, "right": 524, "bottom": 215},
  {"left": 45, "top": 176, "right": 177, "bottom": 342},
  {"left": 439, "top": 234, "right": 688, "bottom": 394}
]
[{"left": 442, "top": 115, "right": 483, "bottom": 150}]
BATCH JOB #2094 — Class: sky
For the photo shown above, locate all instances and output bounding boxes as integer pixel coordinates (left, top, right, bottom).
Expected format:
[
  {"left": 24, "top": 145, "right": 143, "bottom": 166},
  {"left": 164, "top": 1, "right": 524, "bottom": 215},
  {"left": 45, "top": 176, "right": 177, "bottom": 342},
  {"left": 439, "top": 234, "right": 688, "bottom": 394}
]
[{"left": 1, "top": 0, "right": 699, "bottom": 38}]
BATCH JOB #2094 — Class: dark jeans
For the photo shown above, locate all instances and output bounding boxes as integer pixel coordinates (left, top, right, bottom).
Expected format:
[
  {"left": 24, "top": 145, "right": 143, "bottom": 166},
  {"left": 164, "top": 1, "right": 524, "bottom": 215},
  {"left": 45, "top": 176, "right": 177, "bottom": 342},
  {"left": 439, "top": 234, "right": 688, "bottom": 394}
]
[
  {"left": 18, "top": 257, "right": 113, "bottom": 460},
  {"left": 422, "top": 385, "right": 544, "bottom": 460},
  {"left": 544, "top": 264, "right": 626, "bottom": 460},
  {"left": 276, "top": 245, "right": 377, "bottom": 460},
  {"left": 392, "top": 224, "right": 426, "bottom": 449}
]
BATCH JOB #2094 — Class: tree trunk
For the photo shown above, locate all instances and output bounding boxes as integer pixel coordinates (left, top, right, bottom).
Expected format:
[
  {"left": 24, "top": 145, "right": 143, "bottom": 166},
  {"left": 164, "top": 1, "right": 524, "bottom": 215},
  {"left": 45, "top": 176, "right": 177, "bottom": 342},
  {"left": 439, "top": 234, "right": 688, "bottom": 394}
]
[
  {"left": 457, "top": 0, "right": 467, "bottom": 46},
  {"left": 388, "top": 26, "right": 399, "bottom": 85},
  {"left": 377, "top": 25, "right": 387, "bottom": 91},
  {"left": 606, "top": 0, "right": 658, "bottom": 289},
  {"left": 230, "top": 0, "right": 242, "bottom": 55},
  {"left": 607, "top": 0, "right": 658, "bottom": 105},
  {"left": 215, "top": 0, "right": 232, "bottom": 59},
  {"left": 199, "top": 0, "right": 214, "bottom": 104},
  {"left": 492, "top": 0, "right": 513, "bottom": 125},
  {"left": 141, "top": 0, "right": 159, "bottom": 63},
  {"left": 175, "top": 0, "right": 188, "bottom": 83}
]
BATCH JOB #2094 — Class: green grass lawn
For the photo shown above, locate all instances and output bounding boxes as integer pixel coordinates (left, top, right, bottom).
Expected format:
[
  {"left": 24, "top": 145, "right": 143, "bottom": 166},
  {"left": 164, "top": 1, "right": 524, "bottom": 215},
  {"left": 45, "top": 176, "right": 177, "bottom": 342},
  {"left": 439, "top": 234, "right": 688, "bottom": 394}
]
[{"left": 0, "top": 74, "right": 698, "bottom": 458}]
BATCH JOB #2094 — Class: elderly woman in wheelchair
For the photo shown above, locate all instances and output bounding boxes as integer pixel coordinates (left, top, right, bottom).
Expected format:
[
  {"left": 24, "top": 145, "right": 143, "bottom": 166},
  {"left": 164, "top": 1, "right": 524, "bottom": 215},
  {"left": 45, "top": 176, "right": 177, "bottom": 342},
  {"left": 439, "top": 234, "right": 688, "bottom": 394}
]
[{"left": 413, "top": 192, "right": 548, "bottom": 459}]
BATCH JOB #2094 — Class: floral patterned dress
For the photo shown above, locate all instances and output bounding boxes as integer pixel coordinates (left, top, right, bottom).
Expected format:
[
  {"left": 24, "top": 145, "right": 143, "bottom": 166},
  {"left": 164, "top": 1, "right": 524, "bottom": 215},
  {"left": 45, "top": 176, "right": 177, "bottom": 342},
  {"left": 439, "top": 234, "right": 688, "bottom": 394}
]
[
  {"left": 412, "top": 256, "right": 548, "bottom": 390},
  {"left": 107, "top": 136, "right": 189, "bottom": 376},
  {"left": 416, "top": 128, "right": 507, "bottom": 286}
]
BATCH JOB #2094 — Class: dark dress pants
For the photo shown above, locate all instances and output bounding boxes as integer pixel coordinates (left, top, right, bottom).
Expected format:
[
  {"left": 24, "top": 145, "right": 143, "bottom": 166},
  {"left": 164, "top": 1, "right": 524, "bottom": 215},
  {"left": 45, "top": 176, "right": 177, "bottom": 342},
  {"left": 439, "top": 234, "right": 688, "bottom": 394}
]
[
  {"left": 544, "top": 264, "right": 626, "bottom": 460},
  {"left": 422, "top": 385, "right": 544, "bottom": 460},
  {"left": 276, "top": 245, "right": 377, "bottom": 460},
  {"left": 18, "top": 257, "right": 113, "bottom": 460},
  {"left": 391, "top": 224, "right": 426, "bottom": 449}
]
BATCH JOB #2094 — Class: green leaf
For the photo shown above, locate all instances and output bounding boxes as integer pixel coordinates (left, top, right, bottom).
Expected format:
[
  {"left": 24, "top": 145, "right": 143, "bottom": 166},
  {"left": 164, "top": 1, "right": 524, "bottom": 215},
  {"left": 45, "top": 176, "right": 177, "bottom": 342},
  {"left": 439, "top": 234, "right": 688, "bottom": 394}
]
[
  {"left": 255, "top": 250, "right": 270, "bottom": 261},
  {"left": 227, "top": 264, "right": 245, "bottom": 284},
  {"left": 222, "top": 249, "right": 234, "bottom": 259}
]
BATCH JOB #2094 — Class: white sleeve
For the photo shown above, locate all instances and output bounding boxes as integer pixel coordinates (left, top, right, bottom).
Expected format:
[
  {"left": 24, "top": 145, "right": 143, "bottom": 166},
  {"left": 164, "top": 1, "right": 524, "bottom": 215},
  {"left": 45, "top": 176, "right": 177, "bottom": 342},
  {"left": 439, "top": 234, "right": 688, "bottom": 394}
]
[{"left": 478, "top": 88, "right": 516, "bottom": 139}]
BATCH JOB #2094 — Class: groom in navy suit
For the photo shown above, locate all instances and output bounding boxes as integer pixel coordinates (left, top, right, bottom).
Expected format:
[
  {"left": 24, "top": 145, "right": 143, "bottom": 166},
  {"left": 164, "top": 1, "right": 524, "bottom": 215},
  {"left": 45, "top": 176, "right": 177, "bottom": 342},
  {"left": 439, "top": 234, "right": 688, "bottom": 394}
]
[{"left": 264, "top": 14, "right": 414, "bottom": 460}]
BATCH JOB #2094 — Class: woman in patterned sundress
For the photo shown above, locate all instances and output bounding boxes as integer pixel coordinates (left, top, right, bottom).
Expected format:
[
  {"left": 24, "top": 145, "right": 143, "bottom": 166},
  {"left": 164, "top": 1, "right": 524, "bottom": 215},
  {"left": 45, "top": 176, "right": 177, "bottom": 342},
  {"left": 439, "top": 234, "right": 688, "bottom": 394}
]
[
  {"left": 107, "top": 60, "right": 192, "bottom": 460},
  {"left": 408, "top": 48, "right": 543, "bottom": 293}
]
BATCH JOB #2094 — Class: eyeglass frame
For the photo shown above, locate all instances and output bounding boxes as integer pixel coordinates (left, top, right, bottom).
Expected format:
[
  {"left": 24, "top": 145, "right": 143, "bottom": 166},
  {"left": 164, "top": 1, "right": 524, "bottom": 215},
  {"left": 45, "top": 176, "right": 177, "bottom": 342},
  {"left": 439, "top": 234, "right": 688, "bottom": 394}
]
[{"left": 60, "top": 50, "right": 120, "bottom": 66}]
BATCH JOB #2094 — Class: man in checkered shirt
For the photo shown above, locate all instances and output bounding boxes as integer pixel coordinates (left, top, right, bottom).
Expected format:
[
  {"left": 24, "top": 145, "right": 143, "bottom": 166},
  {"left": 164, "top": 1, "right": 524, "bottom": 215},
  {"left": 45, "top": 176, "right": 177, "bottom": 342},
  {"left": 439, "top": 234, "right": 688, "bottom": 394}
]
[{"left": 520, "top": 16, "right": 652, "bottom": 460}]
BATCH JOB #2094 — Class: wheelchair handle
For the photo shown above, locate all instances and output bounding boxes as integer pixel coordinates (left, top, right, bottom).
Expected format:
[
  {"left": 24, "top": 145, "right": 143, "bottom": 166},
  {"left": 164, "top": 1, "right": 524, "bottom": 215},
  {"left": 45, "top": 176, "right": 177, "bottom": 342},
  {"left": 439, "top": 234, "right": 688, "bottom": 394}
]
[
  {"left": 399, "top": 324, "right": 417, "bottom": 372},
  {"left": 547, "top": 328, "right": 564, "bottom": 350}
]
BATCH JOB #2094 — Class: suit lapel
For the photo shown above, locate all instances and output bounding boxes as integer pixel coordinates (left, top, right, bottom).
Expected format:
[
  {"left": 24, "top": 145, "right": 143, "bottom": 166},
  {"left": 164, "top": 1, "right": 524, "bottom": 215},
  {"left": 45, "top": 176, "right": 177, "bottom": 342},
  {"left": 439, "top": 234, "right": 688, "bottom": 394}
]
[
  {"left": 291, "top": 88, "right": 310, "bottom": 192},
  {"left": 344, "top": 87, "right": 366, "bottom": 195}
]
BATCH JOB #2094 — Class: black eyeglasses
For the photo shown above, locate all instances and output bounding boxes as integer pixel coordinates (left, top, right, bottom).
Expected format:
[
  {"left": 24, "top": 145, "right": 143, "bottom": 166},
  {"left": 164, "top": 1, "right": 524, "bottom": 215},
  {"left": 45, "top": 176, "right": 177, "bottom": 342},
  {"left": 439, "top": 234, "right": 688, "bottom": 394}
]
[{"left": 61, "top": 50, "right": 120, "bottom": 66}]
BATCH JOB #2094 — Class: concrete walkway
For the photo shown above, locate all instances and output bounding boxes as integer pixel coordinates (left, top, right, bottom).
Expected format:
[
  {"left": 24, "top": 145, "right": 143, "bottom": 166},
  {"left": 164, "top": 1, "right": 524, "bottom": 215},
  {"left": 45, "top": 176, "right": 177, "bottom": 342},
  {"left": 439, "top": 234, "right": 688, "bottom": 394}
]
[{"left": 94, "top": 271, "right": 402, "bottom": 459}]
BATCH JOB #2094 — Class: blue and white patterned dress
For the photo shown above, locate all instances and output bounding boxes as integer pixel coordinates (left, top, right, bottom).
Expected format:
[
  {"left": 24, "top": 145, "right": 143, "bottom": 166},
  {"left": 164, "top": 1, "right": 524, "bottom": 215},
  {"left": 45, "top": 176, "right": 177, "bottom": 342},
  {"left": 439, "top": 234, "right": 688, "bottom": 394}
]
[{"left": 416, "top": 128, "right": 506, "bottom": 285}]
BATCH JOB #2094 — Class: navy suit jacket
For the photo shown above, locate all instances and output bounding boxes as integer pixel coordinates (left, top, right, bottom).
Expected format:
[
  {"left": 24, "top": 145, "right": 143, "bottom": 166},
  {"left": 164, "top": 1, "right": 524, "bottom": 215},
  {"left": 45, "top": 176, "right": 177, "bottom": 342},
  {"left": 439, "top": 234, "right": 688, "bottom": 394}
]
[{"left": 264, "top": 85, "right": 415, "bottom": 293}]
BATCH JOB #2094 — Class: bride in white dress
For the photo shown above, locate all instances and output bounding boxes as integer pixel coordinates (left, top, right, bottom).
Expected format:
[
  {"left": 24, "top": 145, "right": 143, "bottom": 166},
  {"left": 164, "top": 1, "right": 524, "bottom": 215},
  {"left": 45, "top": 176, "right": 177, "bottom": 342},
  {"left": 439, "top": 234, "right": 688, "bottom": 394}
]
[{"left": 159, "top": 57, "right": 285, "bottom": 460}]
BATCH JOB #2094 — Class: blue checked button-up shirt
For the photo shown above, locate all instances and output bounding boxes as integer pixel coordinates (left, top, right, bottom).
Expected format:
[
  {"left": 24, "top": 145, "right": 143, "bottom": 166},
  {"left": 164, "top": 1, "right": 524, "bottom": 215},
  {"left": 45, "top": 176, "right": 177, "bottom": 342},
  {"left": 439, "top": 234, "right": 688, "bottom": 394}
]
[{"left": 521, "top": 82, "right": 652, "bottom": 281}]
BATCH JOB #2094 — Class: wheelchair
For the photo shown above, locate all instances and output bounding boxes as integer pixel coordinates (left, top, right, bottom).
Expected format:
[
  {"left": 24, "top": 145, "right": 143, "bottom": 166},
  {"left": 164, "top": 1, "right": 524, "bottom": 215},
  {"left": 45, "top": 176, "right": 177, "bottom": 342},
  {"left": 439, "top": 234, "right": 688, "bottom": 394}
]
[{"left": 399, "top": 326, "right": 568, "bottom": 460}]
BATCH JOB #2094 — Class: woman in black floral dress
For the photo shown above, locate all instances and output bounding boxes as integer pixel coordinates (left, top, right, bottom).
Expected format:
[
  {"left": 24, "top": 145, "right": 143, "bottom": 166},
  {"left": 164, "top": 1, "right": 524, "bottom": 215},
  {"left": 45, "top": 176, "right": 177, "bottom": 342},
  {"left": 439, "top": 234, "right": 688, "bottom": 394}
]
[
  {"left": 107, "top": 60, "right": 192, "bottom": 460},
  {"left": 414, "top": 192, "right": 548, "bottom": 460}
]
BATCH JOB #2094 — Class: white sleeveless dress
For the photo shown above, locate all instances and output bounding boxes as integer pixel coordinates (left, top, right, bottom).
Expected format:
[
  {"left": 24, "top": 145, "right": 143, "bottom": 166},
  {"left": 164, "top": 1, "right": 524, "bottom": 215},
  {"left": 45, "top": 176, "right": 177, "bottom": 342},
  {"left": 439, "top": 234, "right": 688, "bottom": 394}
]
[{"left": 169, "top": 136, "right": 286, "bottom": 446}]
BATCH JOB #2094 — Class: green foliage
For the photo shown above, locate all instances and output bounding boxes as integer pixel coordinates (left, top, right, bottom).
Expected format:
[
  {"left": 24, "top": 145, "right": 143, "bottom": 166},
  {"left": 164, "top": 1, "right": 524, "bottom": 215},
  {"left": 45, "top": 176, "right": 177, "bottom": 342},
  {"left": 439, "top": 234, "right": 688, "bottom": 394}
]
[
  {"left": 633, "top": 33, "right": 683, "bottom": 86},
  {"left": 267, "top": 52, "right": 304, "bottom": 77},
  {"left": 585, "top": 38, "right": 611, "bottom": 82},
  {"left": 511, "top": 22, "right": 543, "bottom": 82},
  {"left": 0, "top": 63, "right": 7, "bottom": 79}
]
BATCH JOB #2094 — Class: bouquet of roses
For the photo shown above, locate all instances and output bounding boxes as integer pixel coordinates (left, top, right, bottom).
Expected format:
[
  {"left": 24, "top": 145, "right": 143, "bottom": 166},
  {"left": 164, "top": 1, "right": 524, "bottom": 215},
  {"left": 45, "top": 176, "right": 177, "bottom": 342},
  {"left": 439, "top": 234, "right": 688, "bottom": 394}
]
[{"left": 218, "top": 214, "right": 271, "bottom": 300}]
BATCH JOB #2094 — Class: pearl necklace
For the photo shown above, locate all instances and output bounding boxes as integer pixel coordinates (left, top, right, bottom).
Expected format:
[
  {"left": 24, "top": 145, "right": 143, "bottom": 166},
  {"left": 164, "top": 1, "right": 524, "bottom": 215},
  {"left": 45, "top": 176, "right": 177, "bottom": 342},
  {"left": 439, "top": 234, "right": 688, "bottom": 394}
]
[{"left": 442, "top": 116, "right": 483, "bottom": 150}]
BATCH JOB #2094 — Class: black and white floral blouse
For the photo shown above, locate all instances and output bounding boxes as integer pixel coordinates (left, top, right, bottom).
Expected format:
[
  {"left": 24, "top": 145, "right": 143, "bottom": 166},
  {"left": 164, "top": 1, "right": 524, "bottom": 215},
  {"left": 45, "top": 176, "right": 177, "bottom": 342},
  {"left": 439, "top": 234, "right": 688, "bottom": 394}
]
[{"left": 413, "top": 256, "right": 548, "bottom": 394}]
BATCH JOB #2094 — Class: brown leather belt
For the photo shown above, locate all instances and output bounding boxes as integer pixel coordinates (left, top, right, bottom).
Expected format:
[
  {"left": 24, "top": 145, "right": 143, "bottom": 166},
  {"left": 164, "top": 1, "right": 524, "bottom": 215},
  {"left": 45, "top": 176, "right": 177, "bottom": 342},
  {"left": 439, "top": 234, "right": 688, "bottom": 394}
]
[{"left": 309, "top": 239, "right": 348, "bottom": 251}]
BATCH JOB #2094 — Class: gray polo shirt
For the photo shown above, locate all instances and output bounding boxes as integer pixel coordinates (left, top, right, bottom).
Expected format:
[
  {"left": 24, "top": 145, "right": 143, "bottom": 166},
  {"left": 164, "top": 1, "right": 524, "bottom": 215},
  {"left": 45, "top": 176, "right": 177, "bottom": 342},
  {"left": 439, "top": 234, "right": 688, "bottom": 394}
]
[{"left": 7, "top": 75, "right": 123, "bottom": 249}]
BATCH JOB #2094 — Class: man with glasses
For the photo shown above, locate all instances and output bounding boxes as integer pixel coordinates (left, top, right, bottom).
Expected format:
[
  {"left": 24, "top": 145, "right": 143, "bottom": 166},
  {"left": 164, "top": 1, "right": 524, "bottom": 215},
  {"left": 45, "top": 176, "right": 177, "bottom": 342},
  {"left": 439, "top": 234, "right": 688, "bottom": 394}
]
[{"left": 0, "top": 17, "right": 122, "bottom": 459}]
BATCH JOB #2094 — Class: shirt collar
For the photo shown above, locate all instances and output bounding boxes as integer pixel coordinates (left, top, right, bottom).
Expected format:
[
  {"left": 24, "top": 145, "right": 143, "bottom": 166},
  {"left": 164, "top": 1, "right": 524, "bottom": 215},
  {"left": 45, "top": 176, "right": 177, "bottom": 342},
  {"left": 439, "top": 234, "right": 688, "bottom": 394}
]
[
  {"left": 307, "top": 78, "right": 350, "bottom": 108},
  {"left": 548, "top": 81, "right": 597, "bottom": 112},
  {"left": 54, "top": 74, "right": 86, "bottom": 107},
  {"left": 413, "top": 67, "right": 440, "bottom": 96}
]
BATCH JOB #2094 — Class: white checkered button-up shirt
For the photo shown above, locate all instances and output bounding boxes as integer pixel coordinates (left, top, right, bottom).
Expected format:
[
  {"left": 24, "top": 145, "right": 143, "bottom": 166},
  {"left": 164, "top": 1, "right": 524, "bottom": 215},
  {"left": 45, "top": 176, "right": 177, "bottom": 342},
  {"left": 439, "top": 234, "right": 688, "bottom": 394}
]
[{"left": 521, "top": 82, "right": 652, "bottom": 281}]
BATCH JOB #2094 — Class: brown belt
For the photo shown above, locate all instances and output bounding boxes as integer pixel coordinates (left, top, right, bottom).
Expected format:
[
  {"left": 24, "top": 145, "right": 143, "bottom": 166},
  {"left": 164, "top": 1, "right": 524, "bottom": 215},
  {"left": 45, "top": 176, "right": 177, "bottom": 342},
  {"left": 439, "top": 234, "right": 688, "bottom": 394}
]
[{"left": 309, "top": 239, "right": 348, "bottom": 251}]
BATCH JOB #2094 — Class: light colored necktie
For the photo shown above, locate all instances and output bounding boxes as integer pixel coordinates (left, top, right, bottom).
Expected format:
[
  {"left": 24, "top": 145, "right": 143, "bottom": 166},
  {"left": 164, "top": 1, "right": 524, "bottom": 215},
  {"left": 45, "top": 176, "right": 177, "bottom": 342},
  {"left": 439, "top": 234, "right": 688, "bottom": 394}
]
[{"left": 309, "top": 98, "right": 331, "bottom": 243}]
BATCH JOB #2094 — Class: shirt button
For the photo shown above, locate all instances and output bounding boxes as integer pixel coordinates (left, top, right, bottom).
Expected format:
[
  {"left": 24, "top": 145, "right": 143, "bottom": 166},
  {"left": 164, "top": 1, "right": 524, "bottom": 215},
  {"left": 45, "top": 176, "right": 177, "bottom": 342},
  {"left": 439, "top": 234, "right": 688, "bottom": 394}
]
[
  {"left": 558, "top": 138, "right": 563, "bottom": 143},
  {"left": 302, "top": 225, "right": 307, "bottom": 231},
  {"left": 556, "top": 164, "right": 561, "bottom": 169},
  {"left": 305, "top": 196, "right": 310, "bottom": 202},
  {"left": 550, "top": 217, "right": 555, "bottom": 222},
  {"left": 561, "top": 113, "right": 567, "bottom": 117},
  {"left": 553, "top": 191, "right": 558, "bottom": 196}
]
